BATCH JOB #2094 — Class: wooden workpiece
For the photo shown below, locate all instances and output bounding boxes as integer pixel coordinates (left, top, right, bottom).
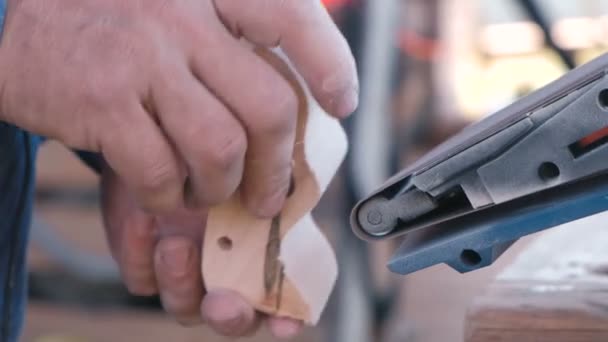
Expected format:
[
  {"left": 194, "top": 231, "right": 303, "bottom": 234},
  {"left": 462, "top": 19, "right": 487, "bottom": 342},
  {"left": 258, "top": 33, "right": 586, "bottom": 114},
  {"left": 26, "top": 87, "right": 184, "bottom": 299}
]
[
  {"left": 465, "top": 211, "right": 608, "bottom": 342},
  {"left": 202, "top": 48, "right": 347, "bottom": 325}
]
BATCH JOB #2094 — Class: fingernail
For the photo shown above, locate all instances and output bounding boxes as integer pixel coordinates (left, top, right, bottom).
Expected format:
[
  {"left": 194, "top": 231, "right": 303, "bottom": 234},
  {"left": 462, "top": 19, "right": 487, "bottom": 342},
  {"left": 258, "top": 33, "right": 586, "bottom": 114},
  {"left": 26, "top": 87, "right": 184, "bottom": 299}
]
[
  {"left": 335, "top": 86, "right": 359, "bottom": 118},
  {"left": 160, "top": 241, "right": 192, "bottom": 277},
  {"left": 176, "top": 314, "right": 203, "bottom": 327},
  {"left": 270, "top": 319, "right": 302, "bottom": 340},
  {"left": 205, "top": 310, "right": 246, "bottom": 335},
  {"left": 201, "top": 290, "right": 249, "bottom": 329},
  {"left": 222, "top": 313, "right": 244, "bottom": 327},
  {"left": 203, "top": 309, "right": 243, "bottom": 327}
]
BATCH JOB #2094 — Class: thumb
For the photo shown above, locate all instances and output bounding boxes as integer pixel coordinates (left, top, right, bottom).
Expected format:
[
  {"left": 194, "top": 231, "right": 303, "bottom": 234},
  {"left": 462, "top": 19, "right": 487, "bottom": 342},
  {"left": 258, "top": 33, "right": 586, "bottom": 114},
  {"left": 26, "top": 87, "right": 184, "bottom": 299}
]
[{"left": 201, "top": 289, "right": 261, "bottom": 337}]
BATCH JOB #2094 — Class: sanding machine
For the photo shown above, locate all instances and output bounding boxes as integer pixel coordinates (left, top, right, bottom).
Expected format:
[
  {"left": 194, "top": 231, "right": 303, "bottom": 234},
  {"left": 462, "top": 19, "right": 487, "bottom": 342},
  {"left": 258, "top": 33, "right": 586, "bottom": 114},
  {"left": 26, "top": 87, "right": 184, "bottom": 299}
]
[{"left": 351, "top": 52, "right": 608, "bottom": 275}]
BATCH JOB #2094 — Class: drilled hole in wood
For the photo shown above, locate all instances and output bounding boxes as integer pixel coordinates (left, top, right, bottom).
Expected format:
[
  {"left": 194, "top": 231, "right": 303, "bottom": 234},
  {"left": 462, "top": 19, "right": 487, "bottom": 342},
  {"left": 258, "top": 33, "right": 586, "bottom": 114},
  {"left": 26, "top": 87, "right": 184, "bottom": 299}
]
[{"left": 218, "top": 236, "right": 233, "bottom": 251}]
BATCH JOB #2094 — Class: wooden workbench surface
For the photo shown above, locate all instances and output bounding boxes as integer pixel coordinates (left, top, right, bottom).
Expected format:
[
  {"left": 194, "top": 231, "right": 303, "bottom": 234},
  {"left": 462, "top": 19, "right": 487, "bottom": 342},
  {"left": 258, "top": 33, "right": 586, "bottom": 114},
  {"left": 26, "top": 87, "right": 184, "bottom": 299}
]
[{"left": 465, "top": 211, "right": 608, "bottom": 342}]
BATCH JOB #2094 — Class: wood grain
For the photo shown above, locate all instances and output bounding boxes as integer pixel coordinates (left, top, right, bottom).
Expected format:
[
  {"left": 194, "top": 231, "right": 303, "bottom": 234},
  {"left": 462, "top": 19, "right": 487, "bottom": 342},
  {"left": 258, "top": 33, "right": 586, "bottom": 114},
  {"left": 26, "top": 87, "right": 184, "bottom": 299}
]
[
  {"left": 465, "top": 211, "right": 608, "bottom": 342},
  {"left": 202, "top": 48, "right": 345, "bottom": 325}
]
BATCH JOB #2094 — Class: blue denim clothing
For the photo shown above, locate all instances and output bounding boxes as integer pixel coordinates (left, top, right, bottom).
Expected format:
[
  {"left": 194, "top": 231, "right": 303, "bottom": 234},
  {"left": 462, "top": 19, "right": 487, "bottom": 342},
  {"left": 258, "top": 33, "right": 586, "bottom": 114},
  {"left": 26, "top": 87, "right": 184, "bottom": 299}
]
[
  {"left": 0, "top": 128, "right": 101, "bottom": 342},
  {"left": 0, "top": 2, "right": 30, "bottom": 340},
  {"left": 0, "top": 2, "right": 107, "bottom": 339},
  {"left": 0, "top": 0, "right": 6, "bottom": 37},
  {"left": 0, "top": 5, "right": 35, "bottom": 341},
  {"left": 0, "top": 2, "right": 108, "bottom": 340},
  {"left": 0, "top": 123, "right": 39, "bottom": 342}
]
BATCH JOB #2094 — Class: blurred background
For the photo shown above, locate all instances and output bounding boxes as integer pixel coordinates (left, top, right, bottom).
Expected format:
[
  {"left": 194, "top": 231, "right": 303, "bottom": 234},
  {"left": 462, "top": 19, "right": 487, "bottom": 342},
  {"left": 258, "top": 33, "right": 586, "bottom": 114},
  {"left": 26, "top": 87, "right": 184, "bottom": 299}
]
[{"left": 26, "top": 1, "right": 608, "bottom": 341}]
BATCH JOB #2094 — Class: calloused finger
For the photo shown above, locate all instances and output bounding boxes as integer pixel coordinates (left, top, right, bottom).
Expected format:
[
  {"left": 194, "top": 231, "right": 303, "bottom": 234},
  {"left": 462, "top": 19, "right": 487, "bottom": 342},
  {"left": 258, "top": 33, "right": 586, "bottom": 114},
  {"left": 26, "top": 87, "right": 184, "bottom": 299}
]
[
  {"left": 215, "top": 0, "right": 359, "bottom": 118},
  {"left": 100, "top": 168, "right": 158, "bottom": 296},
  {"left": 153, "top": 64, "right": 247, "bottom": 208},
  {"left": 155, "top": 236, "right": 204, "bottom": 326},
  {"left": 189, "top": 23, "right": 298, "bottom": 218}
]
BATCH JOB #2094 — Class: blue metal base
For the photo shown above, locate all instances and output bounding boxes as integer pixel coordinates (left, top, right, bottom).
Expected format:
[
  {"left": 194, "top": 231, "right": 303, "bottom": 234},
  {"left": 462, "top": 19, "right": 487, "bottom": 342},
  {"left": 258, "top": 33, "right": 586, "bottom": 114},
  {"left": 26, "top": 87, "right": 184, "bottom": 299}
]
[{"left": 388, "top": 175, "right": 608, "bottom": 275}]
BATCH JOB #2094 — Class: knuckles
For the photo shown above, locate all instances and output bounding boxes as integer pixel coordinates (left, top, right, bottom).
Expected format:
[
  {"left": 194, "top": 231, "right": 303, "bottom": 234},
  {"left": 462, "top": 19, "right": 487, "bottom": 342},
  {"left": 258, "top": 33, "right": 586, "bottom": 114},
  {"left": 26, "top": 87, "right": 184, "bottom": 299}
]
[
  {"left": 200, "top": 130, "right": 248, "bottom": 204},
  {"left": 250, "top": 82, "right": 298, "bottom": 138},
  {"left": 205, "top": 129, "right": 248, "bottom": 173},
  {"left": 139, "top": 157, "right": 181, "bottom": 196}
]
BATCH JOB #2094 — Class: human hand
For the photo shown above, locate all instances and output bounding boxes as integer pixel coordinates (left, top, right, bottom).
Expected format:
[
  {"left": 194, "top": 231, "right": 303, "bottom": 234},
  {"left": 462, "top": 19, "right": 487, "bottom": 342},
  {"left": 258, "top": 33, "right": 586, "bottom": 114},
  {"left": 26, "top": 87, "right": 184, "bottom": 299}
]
[
  {"left": 0, "top": 0, "right": 358, "bottom": 219},
  {"left": 101, "top": 166, "right": 303, "bottom": 339}
]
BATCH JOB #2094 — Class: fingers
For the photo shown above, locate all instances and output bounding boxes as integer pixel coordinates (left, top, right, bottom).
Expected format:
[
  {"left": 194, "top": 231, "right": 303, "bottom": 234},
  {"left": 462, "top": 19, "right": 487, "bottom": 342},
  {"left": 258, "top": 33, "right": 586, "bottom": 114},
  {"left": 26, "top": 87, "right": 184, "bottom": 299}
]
[
  {"left": 153, "top": 209, "right": 206, "bottom": 325},
  {"left": 101, "top": 168, "right": 159, "bottom": 296},
  {"left": 102, "top": 171, "right": 300, "bottom": 336},
  {"left": 102, "top": 170, "right": 207, "bottom": 323},
  {"left": 201, "top": 289, "right": 261, "bottom": 337},
  {"left": 118, "top": 212, "right": 158, "bottom": 296},
  {"left": 153, "top": 65, "right": 247, "bottom": 208},
  {"left": 215, "top": 0, "right": 359, "bottom": 118},
  {"left": 188, "top": 27, "right": 297, "bottom": 218},
  {"left": 201, "top": 290, "right": 303, "bottom": 339},
  {"left": 154, "top": 236, "right": 204, "bottom": 326},
  {"left": 100, "top": 102, "right": 184, "bottom": 213},
  {"left": 268, "top": 318, "right": 303, "bottom": 340}
]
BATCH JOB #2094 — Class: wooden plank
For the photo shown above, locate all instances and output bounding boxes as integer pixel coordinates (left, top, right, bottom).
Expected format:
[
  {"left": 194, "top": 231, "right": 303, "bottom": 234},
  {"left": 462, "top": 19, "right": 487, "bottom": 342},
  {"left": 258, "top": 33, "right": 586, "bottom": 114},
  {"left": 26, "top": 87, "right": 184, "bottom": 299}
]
[
  {"left": 465, "top": 210, "right": 608, "bottom": 342},
  {"left": 203, "top": 48, "right": 344, "bottom": 326}
]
